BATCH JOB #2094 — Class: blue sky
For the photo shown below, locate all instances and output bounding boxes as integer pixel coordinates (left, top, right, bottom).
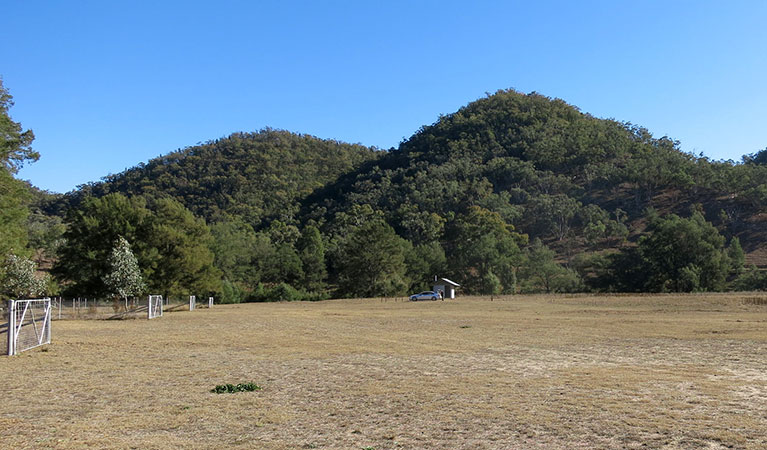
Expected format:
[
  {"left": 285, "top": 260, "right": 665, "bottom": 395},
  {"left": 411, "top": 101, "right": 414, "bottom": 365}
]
[{"left": 3, "top": 1, "right": 766, "bottom": 193}]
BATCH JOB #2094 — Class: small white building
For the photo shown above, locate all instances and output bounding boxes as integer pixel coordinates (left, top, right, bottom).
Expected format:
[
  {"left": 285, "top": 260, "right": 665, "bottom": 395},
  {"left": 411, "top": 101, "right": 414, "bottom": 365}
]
[{"left": 433, "top": 278, "right": 460, "bottom": 299}]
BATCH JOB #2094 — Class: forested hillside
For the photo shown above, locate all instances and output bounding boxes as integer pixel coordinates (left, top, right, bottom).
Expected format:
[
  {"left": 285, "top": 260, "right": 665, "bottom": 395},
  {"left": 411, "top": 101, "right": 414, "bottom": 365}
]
[
  {"left": 296, "top": 90, "right": 767, "bottom": 294},
  {"left": 303, "top": 91, "right": 767, "bottom": 248},
  {"left": 4, "top": 87, "right": 767, "bottom": 301},
  {"left": 67, "top": 130, "right": 381, "bottom": 228}
]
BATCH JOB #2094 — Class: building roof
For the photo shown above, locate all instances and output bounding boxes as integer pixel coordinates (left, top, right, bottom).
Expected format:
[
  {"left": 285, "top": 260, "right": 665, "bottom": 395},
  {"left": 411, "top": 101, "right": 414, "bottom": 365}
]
[{"left": 440, "top": 278, "right": 460, "bottom": 287}]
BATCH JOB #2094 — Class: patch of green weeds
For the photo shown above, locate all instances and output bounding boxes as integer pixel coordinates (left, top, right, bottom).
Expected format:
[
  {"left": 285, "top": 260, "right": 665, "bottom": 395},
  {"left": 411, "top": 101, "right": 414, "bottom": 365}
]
[{"left": 210, "top": 382, "right": 262, "bottom": 394}]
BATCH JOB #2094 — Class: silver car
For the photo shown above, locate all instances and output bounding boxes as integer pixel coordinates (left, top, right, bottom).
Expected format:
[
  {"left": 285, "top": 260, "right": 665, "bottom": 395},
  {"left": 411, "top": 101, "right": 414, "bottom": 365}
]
[{"left": 409, "top": 291, "right": 440, "bottom": 301}]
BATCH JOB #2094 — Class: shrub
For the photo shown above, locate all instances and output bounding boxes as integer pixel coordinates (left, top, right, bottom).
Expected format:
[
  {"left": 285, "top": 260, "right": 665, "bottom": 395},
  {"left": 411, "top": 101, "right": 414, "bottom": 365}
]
[
  {"left": 733, "top": 265, "right": 767, "bottom": 291},
  {"left": 210, "top": 382, "right": 261, "bottom": 394},
  {"left": 219, "top": 279, "right": 244, "bottom": 304},
  {"left": 246, "top": 283, "right": 328, "bottom": 302}
]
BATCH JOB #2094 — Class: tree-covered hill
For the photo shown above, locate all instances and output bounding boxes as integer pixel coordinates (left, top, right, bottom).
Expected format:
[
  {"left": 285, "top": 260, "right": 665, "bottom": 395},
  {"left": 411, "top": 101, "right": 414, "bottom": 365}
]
[
  {"left": 301, "top": 90, "right": 767, "bottom": 258},
  {"left": 11, "top": 89, "right": 767, "bottom": 299},
  {"left": 67, "top": 129, "right": 381, "bottom": 228}
]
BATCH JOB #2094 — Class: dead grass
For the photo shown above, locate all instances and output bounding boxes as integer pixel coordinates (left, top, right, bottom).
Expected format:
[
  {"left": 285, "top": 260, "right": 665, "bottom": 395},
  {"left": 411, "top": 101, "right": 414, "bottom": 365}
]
[{"left": 1, "top": 293, "right": 767, "bottom": 449}]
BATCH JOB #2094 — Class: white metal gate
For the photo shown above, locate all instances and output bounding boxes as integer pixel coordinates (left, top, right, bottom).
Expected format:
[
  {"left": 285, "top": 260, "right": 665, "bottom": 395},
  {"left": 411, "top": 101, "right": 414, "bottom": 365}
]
[
  {"left": 6, "top": 298, "right": 52, "bottom": 356},
  {"left": 148, "top": 295, "right": 163, "bottom": 319}
]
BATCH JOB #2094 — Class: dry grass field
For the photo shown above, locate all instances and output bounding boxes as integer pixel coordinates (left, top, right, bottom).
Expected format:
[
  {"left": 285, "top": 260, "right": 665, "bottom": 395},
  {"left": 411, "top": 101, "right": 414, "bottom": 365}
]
[{"left": 2, "top": 294, "right": 767, "bottom": 449}]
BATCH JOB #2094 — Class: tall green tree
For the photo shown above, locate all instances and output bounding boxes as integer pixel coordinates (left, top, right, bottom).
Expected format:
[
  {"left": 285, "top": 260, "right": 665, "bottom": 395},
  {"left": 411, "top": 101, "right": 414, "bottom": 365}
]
[
  {"left": 519, "top": 238, "right": 581, "bottom": 293},
  {"left": 405, "top": 241, "right": 447, "bottom": 292},
  {"left": 1, "top": 78, "right": 37, "bottom": 173},
  {"left": 728, "top": 237, "right": 745, "bottom": 276},
  {"left": 261, "top": 243, "right": 303, "bottom": 286},
  {"left": 145, "top": 197, "right": 221, "bottom": 296},
  {"left": 0, "top": 79, "right": 38, "bottom": 261},
  {"left": 335, "top": 220, "right": 409, "bottom": 297},
  {"left": 297, "top": 225, "right": 327, "bottom": 291},
  {"left": 445, "top": 206, "right": 526, "bottom": 294},
  {"left": 637, "top": 211, "right": 738, "bottom": 292},
  {"left": 210, "top": 218, "right": 259, "bottom": 287}
]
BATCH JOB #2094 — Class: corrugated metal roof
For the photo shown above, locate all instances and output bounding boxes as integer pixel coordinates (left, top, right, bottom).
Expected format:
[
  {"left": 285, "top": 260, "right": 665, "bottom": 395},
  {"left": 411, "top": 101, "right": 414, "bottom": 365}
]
[{"left": 440, "top": 278, "right": 460, "bottom": 286}]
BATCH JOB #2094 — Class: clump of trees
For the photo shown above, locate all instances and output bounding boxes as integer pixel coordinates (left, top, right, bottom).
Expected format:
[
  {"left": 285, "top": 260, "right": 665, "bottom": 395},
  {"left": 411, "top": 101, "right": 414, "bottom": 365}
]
[
  {"left": 590, "top": 209, "right": 745, "bottom": 292},
  {"left": 53, "top": 193, "right": 220, "bottom": 298}
]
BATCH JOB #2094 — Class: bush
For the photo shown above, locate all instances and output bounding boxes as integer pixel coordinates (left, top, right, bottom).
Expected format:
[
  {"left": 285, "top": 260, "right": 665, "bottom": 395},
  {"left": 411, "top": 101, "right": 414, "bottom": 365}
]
[
  {"left": 733, "top": 265, "right": 767, "bottom": 291},
  {"left": 245, "top": 282, "right": 329, "bottom": 302},
  {"left": 219, "top": 279, "right": 244, "bottom": 304},
  {"left": 210, "top": 382, "right": 261, "bottom": 394},
  {"left": 269, "top": 283, "right": 302, "bottom": 301}
]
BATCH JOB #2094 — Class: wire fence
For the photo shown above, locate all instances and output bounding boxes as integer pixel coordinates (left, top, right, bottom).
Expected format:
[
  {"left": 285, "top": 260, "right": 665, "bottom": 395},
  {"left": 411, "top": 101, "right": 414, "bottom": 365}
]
[
  {"left": 0, "top": 296, "right": 213, "bottom": 321},
  {"left": 2, "top": 294, "right": 215, "bottom": 356}
]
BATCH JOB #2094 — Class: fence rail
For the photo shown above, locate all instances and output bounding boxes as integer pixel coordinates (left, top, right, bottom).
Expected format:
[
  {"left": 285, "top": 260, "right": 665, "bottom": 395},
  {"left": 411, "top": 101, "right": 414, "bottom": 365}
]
[
  {"left": 1, "top": 296, "right": 214, "bottom": 321},
  {"left": 2, "top": 294, "right": 215, "bottom": 357}
]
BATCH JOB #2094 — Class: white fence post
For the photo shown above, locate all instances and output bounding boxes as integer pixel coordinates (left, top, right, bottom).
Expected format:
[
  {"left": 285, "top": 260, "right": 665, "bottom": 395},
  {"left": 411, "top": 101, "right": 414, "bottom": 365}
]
[
  {"left": 7, "top": 300, "right": 16, "bottom": 356},
  {"left": 208, "top": 296, "right": 213, "bottom": 308},
  {"left": 44, "top": 300, "right": 51, "bottom": 345}
]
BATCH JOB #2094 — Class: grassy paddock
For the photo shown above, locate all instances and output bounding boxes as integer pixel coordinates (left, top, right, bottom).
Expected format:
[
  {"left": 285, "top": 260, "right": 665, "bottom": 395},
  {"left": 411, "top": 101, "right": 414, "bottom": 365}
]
[{"left": 1, "top": 293, "right": 766, "bottom": 449}]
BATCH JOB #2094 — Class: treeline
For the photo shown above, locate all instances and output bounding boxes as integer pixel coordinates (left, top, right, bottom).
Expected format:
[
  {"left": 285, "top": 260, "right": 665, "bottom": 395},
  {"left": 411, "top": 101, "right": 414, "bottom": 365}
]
[{"left": 2, "top": 84, "right": 767, "bottom": 302}]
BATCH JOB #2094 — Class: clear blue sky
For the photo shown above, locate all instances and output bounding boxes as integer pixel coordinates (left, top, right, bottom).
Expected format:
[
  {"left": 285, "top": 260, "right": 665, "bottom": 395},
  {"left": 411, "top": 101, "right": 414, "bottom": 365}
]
[{"left": 3, "top": 0, "right": 766, "bottom": 193}]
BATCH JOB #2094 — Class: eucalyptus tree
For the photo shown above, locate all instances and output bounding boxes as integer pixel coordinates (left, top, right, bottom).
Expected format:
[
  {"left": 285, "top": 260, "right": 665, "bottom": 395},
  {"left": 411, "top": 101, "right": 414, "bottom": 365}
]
[{"left": 103, "top": 236, "right": 146, "bottom": 310}]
